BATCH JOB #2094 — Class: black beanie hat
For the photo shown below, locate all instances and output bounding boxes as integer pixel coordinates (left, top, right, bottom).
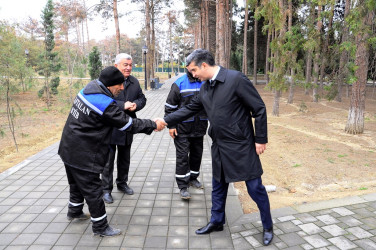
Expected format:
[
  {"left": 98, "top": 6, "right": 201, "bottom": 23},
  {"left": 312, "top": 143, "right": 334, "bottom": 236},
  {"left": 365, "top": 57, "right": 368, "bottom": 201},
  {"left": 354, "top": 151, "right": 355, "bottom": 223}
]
[{"left": 99, "top": 66, "right": 125, "bottom": 87}]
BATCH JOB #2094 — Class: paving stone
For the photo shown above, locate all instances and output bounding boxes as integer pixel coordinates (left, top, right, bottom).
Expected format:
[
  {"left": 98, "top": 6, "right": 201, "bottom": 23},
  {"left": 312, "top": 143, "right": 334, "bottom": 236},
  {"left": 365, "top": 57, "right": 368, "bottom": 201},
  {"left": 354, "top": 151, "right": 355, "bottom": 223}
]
[
  {"left": 279, "top": 232, "right": 306, "bottom": 247},
  {"left": 277, "top": 221, "right": 301, "bottom": 233},
  {"left": 299, "top": 223, "right": 324, "bottom": 235},
  {"left": 316, "top": 215, "right": 340, "bottom": 225},
  {"left": 328, "top": 236, "right": 357, "bottom": 250},
  {"left": 346, "top": 226, "right": 373, "bottom": 239},
  {"left": 10, "top": 234, "right": 39, "bottom": 246},
  {"left": 354, "top": 238, "right": 376, "bottom": 249},
  {"left": 33, "top": 233, "right": 61, "bottom": 245},
  {"left": 322, "top": 225, "right": 347, "bottom": 237},
  {"left": 146, "top": 225, "right": 169, "bottom": 236},
  {"left": 166, "top": 236, "right": 188, "bottom": 249},
  {"left": 331, "top": 207, "right": 354, "bottom": 216},
  {"left": 303, "top": 235, "right": 330, "bottom": 248},
  {"left": 55, "top": 233, "right": 81, "bottom": 246},
  {"left": 144, "top": 236, "right": 167, "bottom": 248}
]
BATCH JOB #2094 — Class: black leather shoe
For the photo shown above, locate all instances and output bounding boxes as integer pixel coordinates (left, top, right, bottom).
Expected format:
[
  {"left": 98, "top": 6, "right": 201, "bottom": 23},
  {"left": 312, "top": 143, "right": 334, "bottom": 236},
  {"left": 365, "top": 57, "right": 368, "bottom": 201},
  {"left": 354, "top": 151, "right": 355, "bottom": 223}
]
[
  {"left": 118, "top": 183, "right": 134, "bottom": 195},
  {"left": 180, "top": 188, "right": 191, "bottom": 200},
  {"left": 103, "top": 192, "right": 113, "bottom": 204},
  {"left": 190, "top": 179, "right": 204, "bottom": 189},
  {"left": 195, "top": 222, "right": 223, "bottom": 234},
  {"left": 67, "top": 212, "right": 90, "bottom": 221},
  {"left": 263, "top": 228, "right": 273, "bottom": 246},
  {"left": 93, "top": 226, "right": 121, "bottom": 237}
]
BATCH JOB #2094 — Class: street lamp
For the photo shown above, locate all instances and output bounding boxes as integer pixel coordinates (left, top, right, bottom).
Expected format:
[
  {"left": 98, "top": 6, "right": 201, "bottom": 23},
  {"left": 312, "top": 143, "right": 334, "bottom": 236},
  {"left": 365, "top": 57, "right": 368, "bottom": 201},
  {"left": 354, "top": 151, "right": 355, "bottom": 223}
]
[{"left": 142, "top": 45, "right": 148, "bottom": 90}]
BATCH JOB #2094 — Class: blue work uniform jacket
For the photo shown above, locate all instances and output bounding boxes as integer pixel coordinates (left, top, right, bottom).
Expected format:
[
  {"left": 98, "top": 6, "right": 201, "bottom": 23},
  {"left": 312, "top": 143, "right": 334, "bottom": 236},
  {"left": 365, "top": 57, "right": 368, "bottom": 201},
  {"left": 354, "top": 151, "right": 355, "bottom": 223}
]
[{"left": 58, "top": 79, "right": 156, "bottom": 174}]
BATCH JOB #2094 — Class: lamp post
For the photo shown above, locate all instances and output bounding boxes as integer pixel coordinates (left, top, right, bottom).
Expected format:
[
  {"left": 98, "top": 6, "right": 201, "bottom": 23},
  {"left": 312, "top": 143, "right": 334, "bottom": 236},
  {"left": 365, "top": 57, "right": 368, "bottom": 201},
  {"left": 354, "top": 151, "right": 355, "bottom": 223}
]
[{"left": 142, "top": 45, "right": 148, "bottom": 90}]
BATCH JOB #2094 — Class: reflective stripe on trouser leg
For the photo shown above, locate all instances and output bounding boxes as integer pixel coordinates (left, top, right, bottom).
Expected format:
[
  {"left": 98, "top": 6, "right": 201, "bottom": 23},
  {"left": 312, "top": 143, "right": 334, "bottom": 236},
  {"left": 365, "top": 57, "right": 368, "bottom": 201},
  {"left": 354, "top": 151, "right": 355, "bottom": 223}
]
[
  {"left": 210, "top": 176, "right": 229, "bottom": 225},
  {"left": 65, "top": 165, "right": 108, "bottom": 232},
  {"left": 174, "top": 136, "right": 191, "bottom": 189},
  {"left": 188, "top": 136, "right": 204, "bottom": 181},
  {"left": 245, "top": 177, "right": 273, "bottom": 229}
]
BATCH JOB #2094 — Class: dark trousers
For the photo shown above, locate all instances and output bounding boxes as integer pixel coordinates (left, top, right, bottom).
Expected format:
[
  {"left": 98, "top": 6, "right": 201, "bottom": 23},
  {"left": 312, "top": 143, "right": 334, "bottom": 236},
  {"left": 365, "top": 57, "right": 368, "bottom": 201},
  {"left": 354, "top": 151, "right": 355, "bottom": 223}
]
[
  {"left": 210, "top": 176, "right": 273, "bottom": 229},
  {"left": 174, "top": 136, "right": 204, "bottom": 189},
  {"left": 102, "top": 144, "right": 131, "bottom": 193},
  {"left": 65, "top": 165, "right": 108, "bottom": 232}
]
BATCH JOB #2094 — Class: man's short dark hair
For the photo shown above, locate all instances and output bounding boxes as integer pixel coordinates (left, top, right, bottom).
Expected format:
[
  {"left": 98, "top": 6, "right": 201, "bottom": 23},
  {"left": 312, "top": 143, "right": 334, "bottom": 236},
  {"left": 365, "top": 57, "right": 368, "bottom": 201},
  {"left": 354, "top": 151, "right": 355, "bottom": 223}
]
[{"left": 186, "top": 49, "right": 215, "bottom": 67}]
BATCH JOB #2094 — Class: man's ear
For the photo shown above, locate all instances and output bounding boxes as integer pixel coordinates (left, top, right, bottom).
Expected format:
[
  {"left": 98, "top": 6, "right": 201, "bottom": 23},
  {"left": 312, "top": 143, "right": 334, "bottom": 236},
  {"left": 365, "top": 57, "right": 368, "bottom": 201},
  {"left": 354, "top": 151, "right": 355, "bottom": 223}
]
[{"left": 201, "top": 62, "right": 208, "bottom": 69}]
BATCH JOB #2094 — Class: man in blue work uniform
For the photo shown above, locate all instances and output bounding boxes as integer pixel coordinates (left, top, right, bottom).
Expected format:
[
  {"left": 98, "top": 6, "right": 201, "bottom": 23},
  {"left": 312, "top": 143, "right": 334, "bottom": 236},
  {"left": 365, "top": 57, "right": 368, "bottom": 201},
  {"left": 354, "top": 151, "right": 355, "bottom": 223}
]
[
  {"left": 165, "top": 71, "right": 208, "bottom": 199},
  {"left": 59, "top": 66, "right": 165, "bottom": 237}
]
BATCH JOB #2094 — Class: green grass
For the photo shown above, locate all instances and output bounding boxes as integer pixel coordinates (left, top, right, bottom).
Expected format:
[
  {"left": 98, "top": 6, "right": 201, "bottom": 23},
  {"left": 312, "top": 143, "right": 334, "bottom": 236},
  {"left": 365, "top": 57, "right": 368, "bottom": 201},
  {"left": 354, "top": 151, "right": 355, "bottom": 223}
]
[
  {"left": 327, "top": 158, "right": 335, "bottom": 163},
  {"left": 337, "top": 154, "right": 348, "bottom": 158},
  {"left": 359, "top": 187, "right": 368, "bottom": 190},
  {"left": 292, "top": 164, "right": 302, "bottom": 168}
]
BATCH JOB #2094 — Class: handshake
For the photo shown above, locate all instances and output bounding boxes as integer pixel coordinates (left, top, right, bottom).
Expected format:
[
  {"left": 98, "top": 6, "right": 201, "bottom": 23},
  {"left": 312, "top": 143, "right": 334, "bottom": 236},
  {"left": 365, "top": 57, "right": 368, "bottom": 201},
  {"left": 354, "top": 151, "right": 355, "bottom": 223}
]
[{"left": 153, "top": 118, "right": 167, "bottom": 132}]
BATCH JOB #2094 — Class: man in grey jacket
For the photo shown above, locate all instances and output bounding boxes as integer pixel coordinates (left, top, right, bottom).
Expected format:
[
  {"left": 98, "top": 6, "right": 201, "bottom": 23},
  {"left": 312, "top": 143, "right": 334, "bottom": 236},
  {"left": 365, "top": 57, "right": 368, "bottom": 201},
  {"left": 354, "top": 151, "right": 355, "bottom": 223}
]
[{"left": 102, "top": 53, "right": 146, "bottom": 203}]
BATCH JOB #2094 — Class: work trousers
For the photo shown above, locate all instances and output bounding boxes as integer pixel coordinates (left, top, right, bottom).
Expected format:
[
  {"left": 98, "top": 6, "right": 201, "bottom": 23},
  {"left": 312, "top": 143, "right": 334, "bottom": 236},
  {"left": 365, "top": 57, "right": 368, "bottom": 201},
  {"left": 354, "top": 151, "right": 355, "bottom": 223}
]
[
  {"left": 102, "top": 144, "right": 131, "bottom": 193},
  {"left": 174, "top": 136, "right": 204, "bottom": 189},
  {"left": 65, "top": 164, "right": 108, "bottom": 232},
  {"left": 210, "top": 176, "right": 273, "bottom": 230}
]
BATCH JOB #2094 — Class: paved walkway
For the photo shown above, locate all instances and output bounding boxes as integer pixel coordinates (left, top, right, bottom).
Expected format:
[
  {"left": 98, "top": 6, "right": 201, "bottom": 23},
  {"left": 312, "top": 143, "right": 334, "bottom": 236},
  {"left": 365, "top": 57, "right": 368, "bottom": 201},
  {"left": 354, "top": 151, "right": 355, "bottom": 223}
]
[{"left": 0, "top": 75, "right": 375, "bottom": 249}]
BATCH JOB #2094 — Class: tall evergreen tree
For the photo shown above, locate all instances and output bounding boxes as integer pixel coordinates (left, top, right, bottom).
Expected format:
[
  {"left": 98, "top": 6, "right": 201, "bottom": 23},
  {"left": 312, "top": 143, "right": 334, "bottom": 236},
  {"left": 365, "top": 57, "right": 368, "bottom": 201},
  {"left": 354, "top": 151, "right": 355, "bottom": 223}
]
[
  {"left": 89, "top": 46, "right": 102, "bottom": 80},
  {"left": 39, "top": 0, "right": 61, "bottom": 107}
]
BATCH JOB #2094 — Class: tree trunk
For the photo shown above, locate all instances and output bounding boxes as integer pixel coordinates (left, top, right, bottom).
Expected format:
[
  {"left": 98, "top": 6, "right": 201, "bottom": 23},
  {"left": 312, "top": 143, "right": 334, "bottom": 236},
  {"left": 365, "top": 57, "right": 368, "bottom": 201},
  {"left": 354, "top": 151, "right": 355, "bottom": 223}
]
[
  {"left": 5, "top": 76, "right": 18, "bottom": 151},
  {"left": 265, "top": 23, "right": 271, "bottom": 85},
  {"left": 215, "top": 0, "right": 224, "bottom": 64},
  {"left": 253, "top": 4, "right": 258, "bottom": 85},
  {"left": 272, "top": 90, "right": 281, "bottom": 116},
  {"left": 242, "top": 0, "right": 249, "bottom": 75},
  {"left": 305, "top": 50, "right": 312, "bottom": 95},
  {"left": 145, "top": 0, "right": 151, "bottom": 89},
  {"left": 150, "top": 0, "right": 155, "bottom": 79},
  {"left": 113, "top": 0, "right": 120, "bottom": 54},
  {"left": 319, "top": 3, "right": 334, "bottom": 91},
  {"left": 312, "top": 4, "right": 322, "bottom": 103},
  {"left": 345, "top": 5, "right": 373, "bottom": 134},
  {"left": 287, "top": 0, "right": 294, "bottom": 104},
  {"left": 336, "top": 0, "right": 351, "bottom": 102}
]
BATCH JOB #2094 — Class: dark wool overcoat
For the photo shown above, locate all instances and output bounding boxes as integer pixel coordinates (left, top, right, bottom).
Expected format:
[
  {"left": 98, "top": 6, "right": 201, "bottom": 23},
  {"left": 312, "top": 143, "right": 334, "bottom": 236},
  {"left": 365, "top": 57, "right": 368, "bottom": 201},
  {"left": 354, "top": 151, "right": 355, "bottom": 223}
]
[
  {"left": 110, "top": 75, "right": 147, "bottom": 146},
  {"left": 164, "top": 67, "right": 268, "bottom": 183}
]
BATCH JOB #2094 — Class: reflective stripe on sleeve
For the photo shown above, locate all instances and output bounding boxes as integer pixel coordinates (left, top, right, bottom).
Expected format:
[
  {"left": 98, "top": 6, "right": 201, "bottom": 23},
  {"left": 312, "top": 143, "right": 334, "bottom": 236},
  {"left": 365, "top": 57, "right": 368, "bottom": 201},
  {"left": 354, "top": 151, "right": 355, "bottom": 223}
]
[
  {"left": 190, "top": 170, "right": 200, "bottom": 175},
  {"left": 78, "top": 92, "right": 103, "bottom": 115},
  {"left": 165, "top": 103, "right": 178, "bottom": 109},
  {"left": 180, "top": 88, "right": 200, "bottom": 93},
  {"left": 119, "top": 117, "right": 133, "bottom": 131}
]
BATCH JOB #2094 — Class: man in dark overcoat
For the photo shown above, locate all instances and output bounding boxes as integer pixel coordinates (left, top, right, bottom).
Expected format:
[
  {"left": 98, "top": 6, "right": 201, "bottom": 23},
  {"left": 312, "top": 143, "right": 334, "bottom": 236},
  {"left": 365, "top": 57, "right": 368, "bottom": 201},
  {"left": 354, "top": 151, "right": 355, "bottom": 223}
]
[
  {"left": 163, "top": 49, "right": 273, "bottom": 246},
  {"left": 102, "top": 53, "right": 147, "bottom": 203}
]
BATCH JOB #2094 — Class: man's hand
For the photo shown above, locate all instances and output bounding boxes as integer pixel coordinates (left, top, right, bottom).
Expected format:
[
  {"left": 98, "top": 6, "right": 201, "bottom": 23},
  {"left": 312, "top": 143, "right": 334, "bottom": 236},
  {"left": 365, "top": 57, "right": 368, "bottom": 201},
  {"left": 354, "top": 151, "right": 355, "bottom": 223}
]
[
  {"left": 169, "top": 129, "right": 178, "bottom": 139},
  {"left": 124, "top": 101, "right": 134, "bottom": 110},
  {"left": 255, "top": 143, "right": 267, "bottom": 155},
  {"left": 154, "top": 118, "right": 167, "bottom": 131},
  {"left": 129, "top": 102, "right": 137, "bottom": 111}
]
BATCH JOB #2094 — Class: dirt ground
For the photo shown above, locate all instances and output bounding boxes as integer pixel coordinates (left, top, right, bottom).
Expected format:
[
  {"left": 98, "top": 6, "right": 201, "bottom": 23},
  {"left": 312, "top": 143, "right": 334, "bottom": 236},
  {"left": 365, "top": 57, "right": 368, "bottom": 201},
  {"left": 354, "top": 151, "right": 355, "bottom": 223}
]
[{"left": 1, "top": 84, "right": 376, "bottom": 214}]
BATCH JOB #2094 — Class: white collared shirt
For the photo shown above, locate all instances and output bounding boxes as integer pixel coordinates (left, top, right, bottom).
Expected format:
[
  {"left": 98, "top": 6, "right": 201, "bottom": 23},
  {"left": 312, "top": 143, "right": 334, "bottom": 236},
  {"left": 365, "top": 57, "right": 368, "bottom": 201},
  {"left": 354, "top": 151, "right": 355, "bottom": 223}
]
[{"left": 210, "top": 66, "right": 220, "bottom": 82}]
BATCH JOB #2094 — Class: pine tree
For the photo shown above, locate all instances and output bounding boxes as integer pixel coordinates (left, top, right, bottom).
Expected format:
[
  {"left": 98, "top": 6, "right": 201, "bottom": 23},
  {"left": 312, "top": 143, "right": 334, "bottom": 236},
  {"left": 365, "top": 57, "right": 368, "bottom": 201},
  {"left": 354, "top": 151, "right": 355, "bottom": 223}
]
[
  {"left": 39, "top": 0, "right": 61, "bottom": 107},
  {"left": 89, "top": 46, "right": 102, "bottom": 80}
]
